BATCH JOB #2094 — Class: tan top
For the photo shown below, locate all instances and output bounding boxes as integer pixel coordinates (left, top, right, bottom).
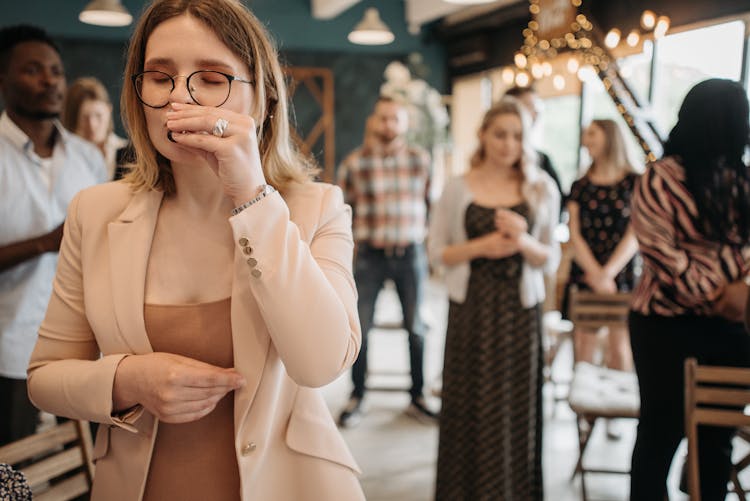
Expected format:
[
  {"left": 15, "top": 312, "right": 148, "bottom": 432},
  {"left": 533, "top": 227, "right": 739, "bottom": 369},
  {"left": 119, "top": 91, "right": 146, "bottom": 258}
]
[{"left": 142, "top": 297, "right": 240, "bottom": 501}]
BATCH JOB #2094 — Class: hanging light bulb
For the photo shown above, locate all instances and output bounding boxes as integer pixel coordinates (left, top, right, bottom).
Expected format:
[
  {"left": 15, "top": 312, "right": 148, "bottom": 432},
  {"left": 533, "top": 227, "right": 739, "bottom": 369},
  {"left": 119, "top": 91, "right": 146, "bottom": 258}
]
[
  {"left": 626, "top": 30, "right": 640, "bottom": 47},
  {"left": 577, "top": 65, "right": 597, "bottom": 83},
  {"left": 604, "top": 28, "right": 621, "bottom": 49},
  {"left": 566, "top": 57, "right": 580, "bottom": 74},
  {"left": 553, "top": 74, "right": 566, "bottom": 91},
  {"left": 347, "top": 8, "right": 395, "bottom": 45},
  {"left": 501, "top": 67, "right": 515, "bottom": 85},
  {"left": 514, "top": 52, "right": 528, "bottom": 69},
  {"left": 531, "top": 62, "right": 544, "bottom": 79},
  {"left": 654, "top": 16, "right": 670, "bottom": 38},
  {"left": 515, "top": 72, "right": 530, "bottom": 87},
  {"left": 640, "top": 10, "right": 656, "bottom": 30}
]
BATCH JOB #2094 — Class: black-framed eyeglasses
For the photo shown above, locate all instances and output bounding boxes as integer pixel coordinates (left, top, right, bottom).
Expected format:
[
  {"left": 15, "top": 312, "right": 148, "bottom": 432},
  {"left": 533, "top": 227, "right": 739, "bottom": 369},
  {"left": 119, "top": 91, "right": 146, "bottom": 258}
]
[{"left": 131, "top": 70, "right": 253, "bottom": 109}]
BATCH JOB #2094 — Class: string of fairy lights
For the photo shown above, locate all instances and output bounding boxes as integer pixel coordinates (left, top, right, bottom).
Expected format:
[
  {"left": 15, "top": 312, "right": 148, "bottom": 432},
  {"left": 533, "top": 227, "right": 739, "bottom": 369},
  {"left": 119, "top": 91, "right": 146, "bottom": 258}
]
[{"left": 504, "top": 0, "right": 669, "bottom": 161}]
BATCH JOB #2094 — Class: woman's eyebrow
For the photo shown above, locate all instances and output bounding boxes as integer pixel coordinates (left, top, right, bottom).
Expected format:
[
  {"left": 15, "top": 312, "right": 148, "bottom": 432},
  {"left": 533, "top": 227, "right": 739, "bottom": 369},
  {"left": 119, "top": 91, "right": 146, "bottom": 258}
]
[
  {"left": 143, "top": 57, "right": 239, "bottom": 73},
  {"left": 194, "top": 59, "right": 238, "bottom": 72},
  {"left": 143, "top": 57, "right": 173, "bottom": 68}
]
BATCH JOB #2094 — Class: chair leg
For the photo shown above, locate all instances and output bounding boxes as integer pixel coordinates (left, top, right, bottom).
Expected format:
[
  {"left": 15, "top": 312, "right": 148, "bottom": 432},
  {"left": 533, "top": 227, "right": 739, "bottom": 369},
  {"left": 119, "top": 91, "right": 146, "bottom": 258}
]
[
  {"left": 571, "top": 415, "right": 596, "bottom": 501},
  {"left": 732, "top": 470, "right": 746, "bottom": 501}
]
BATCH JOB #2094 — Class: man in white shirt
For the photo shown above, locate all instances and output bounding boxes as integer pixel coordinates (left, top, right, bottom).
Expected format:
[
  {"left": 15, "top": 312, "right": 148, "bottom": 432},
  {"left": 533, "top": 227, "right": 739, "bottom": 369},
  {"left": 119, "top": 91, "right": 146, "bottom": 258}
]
[{"left": 0, "top": 25, "right": 106, "bottom": 445}]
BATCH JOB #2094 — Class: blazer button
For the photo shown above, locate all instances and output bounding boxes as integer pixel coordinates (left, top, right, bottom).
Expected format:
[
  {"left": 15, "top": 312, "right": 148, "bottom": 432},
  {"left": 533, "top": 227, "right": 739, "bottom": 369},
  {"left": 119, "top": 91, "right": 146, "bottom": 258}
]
[
  {"left": 242, "top": 246, "right": 254, "bottom": 255},
  {"left": 251, "top": 269, "right": 262, "bottom": 278},
  {"left": 246, "top": 257, "right": 258, "bottom": 267},
  {"left": 239, "top": 237, "right": 249, "bottom": 247},
  {"left": 241, "top": 442, "right": 256, "bottom": 456}
]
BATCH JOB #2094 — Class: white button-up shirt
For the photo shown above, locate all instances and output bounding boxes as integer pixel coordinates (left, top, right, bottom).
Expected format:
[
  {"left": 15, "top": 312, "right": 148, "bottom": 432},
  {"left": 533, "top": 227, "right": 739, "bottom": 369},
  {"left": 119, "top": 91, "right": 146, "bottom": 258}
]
[{"left": 0, "top": 112, "right": 106, "bottom": 378}]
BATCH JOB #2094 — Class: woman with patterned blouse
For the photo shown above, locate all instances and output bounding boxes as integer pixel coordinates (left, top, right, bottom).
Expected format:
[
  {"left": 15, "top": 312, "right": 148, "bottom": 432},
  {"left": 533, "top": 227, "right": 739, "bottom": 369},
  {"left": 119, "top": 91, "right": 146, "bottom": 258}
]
[
  {"left": 566, "top": 119, "right": 640, "bottom": 386},
  {"left": 629, "top": 79, "right": 750, "bottom": 500}
]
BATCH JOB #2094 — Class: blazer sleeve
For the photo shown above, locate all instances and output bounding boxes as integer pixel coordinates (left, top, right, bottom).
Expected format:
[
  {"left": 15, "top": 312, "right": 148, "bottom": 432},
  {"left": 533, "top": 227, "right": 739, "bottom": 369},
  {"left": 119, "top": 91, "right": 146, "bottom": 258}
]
[
  {"left": 27, "top": 192, "right": 141, "bottom": 430},
  {"left": 228, "top": 184, "right": 360, "bottom": 388}
]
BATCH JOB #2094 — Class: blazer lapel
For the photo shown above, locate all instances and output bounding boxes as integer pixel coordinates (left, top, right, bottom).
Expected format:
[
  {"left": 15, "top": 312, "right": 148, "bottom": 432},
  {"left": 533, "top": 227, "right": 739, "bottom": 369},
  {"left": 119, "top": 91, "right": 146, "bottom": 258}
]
[{"left": 108, "top": 190, "right": 164, "bottom": 354}]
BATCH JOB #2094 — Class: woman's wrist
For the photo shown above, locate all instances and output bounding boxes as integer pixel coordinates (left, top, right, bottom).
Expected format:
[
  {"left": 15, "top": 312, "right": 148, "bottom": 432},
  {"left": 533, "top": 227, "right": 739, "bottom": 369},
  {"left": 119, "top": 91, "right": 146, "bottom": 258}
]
[
  {"left": 517, "top": 232, "right": 533, "bottom": 253},
  {"left": 601, "top": 264, "right": 617, "bottom": 279},
  {"left": 112, "top": 355, "right": 139, "bottom": 413}
]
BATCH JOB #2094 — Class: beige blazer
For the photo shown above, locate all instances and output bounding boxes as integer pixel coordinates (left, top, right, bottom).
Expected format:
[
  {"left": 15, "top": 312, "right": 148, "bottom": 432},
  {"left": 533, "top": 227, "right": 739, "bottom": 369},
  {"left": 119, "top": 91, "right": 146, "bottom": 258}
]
[{"left": 27, "top": 180, "right": 365, "bottom": 501}]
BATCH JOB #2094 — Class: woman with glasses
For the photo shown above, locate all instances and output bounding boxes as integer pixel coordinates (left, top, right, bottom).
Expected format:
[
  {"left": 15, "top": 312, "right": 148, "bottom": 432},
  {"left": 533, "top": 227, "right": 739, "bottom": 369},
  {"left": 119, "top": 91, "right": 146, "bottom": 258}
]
[{"left": 26, "top": 1, "right": 364, "bottom": 500}]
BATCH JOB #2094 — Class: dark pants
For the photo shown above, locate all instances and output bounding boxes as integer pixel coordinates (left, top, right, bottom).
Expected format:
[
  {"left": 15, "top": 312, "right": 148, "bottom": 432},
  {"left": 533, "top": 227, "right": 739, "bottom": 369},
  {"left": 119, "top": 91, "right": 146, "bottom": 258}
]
[
  {"left": 351, "top": 242, "right": 428, "bottom": 400},
  {"left": 629, "top": 311, "right": 750, "bottom": 500},
  {"left": 0, "top": 376, "right": 38, "bottom": 446}
]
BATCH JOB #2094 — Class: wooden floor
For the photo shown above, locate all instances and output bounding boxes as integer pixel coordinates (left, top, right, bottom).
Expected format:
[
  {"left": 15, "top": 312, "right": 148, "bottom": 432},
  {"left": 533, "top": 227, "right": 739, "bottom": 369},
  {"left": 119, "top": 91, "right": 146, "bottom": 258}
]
[{"left": 320, "top": 278, "right": 750, "bottom": 501}]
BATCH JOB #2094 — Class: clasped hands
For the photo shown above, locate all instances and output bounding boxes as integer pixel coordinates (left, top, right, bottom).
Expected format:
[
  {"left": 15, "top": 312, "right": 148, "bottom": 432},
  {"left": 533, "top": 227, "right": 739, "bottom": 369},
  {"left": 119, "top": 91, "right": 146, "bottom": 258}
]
[{"left": 477, "top": 208, "right": 528, "bottom": 259}]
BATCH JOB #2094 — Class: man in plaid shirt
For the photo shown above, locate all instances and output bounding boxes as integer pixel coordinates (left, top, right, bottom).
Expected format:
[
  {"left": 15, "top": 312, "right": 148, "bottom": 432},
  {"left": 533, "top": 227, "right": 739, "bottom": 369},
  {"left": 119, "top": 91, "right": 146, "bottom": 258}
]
[{"left": 336, "top": 96, "right": 436, "bottom": 427}]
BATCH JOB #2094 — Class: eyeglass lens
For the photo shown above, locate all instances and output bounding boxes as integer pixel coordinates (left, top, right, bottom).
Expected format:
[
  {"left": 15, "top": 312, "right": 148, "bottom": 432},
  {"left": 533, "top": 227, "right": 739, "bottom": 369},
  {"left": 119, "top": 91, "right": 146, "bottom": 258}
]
[{"left": 134, "top": 70, "right": 233, "bottom": 108}]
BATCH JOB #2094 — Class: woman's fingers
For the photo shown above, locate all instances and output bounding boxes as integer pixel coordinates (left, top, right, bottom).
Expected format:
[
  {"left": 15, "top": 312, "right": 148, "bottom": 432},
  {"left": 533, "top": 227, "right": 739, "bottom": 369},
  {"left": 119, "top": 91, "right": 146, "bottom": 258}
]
[{"left": 157, "top": 395, "right": 226, "bottom": 424}]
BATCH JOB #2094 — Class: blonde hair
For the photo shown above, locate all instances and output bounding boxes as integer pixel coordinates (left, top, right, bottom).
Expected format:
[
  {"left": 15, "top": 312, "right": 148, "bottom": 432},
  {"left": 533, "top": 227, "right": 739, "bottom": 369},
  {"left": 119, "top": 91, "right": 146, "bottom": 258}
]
[
  {"left": 470, "top": 97, "right": 551, "bottom": 213},
  {"left": 62, "top": 77, "right": 113, "bottom": 135},
  {"left": 121, "top": 0, "right": 317, "bottom": 194},
  {"left": 586, "top": 119, "right": 637, "bottom": 175}
]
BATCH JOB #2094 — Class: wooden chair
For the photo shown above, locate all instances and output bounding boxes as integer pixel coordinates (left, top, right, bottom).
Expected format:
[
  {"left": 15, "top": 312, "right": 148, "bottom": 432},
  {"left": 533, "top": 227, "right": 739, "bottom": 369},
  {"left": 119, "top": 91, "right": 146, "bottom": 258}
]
[
  {"left": 566, "top": 288, "right": 636, "bottom": 501},
  {"left": 567, "top": 287, "right": 632, "bottom": 332},
  {"left": 0, "top": 420, "right": 94, "bottom": 501},
  {"left": 684, "top": 358, "right": 750, "bottom": 501}
]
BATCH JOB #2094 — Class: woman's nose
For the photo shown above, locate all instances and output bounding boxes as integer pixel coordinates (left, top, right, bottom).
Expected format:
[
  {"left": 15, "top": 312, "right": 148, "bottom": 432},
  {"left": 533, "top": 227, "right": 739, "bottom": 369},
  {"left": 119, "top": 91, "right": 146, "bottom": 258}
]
[{"left": 169, "top": 75, "right": 195, "bottom": 104}]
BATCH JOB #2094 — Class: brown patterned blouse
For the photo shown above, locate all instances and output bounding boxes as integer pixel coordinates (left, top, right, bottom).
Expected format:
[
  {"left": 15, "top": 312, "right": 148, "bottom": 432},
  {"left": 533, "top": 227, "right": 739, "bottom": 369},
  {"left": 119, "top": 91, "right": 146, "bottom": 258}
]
[{"left": 631, "top": 157, "right": 750, "bottom": 316}]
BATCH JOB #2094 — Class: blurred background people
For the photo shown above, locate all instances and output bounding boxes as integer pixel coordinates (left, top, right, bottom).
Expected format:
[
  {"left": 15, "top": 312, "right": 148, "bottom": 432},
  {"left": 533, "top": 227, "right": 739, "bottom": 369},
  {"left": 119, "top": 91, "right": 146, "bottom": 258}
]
[
  {"left": 0, "top": 24, "right": 106, "bottom": 446},
  {"left": 336, "top": 96, "right": 436, "bottom": 428},
  {"left": 564, "top": 118, "right": 639, "bottom": 439},
  {"left": 505, "top": 85, "right": 563, "bottom": 197},
  {"left": 429, "top": 97, "right": 560, "bottom": 500},
  {"left": 62, "top": 76, "right": 128, "bottom": 180},
  {"left": 628, "top": 78, "right": 750, "bottom": 500},
  {"left": 566, "top": 124, "right": 639, "bottom": 346}
]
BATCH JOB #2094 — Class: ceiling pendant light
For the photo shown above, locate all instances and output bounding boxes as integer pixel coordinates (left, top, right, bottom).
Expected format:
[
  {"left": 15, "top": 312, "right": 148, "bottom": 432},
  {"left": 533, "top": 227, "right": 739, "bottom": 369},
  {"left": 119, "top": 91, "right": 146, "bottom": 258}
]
[
  {"left": 79, "top": 0, "right": 133, "bottom": 27},
  {"left": 348, "top": 8, "right": 395, "bottom": 45}
]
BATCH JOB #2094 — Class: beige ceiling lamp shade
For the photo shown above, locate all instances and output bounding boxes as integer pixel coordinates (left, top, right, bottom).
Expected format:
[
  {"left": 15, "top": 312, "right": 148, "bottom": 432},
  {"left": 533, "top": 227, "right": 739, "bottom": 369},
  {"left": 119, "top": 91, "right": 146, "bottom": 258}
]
[
  {"left": 348, "top": 8, "right": 395, "bottom": 45},
  {"left": 79, "top": 0, "right": 133, "bottom": 27}
]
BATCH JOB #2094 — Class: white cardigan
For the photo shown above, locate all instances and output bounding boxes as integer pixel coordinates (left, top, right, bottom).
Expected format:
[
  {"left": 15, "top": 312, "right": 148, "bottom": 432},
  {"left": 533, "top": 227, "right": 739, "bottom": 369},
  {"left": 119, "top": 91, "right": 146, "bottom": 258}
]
[{"left": 428, "top": 174, "right": 560, "bottom": 307}]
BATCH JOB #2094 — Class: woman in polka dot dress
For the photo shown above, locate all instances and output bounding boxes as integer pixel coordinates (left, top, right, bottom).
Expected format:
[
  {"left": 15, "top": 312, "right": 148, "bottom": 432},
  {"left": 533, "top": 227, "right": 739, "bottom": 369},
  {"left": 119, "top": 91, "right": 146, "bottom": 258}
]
[{"left": 565, "top": 119, "right": 640, "bottom": 434}]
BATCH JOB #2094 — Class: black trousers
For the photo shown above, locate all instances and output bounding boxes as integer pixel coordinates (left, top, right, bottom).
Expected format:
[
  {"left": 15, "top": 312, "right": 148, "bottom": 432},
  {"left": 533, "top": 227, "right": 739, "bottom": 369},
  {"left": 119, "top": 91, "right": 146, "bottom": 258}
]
[
  {"left": 0, "top": 376, "right": 38, "bottom": 446},
  {"left": 351, "top": 243, "right": 428, "bottom": 400},
  {"left": 629, "top": 311, "right": 750, "bottom": 500}
]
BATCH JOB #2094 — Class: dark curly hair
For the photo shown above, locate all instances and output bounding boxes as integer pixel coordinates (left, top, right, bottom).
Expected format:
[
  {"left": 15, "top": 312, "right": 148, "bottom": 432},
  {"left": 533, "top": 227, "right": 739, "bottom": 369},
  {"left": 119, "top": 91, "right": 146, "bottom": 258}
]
[{"left": 0, "top": 24, "right": 60, "bottom": 73}]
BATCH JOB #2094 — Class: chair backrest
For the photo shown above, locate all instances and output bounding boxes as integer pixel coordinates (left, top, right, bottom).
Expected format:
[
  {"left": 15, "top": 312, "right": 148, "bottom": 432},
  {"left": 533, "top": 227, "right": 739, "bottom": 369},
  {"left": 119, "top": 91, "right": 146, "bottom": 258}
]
[
  {"left": 567, "top": 287, "right": 632, "bottom": 330},
  {"left": 684, "top": 358, "right": 750, "bottom": 501},
  {"left": 0, "top": 420, "right": 94, "bottom": 501}
]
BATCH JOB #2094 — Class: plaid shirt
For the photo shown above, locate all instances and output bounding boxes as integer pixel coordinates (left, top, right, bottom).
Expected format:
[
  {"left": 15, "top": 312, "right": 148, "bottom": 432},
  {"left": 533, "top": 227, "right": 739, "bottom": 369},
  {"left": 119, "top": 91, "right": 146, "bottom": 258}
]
[{"left": 337, "top": 142, "right": 431, "bottom": 247}]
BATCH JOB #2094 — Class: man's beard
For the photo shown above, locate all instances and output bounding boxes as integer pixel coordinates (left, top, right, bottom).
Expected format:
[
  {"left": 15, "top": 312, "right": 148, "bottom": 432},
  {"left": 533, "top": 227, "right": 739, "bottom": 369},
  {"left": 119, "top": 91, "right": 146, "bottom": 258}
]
[
  {"left": 376, "top": 130, "right": 399, "bottom": 145},
  {"left": 21, "top": 109, "right": 60, "bottom": 120},
  {"left": 12, "top": 103, "right": 60, "bottom": 121}
]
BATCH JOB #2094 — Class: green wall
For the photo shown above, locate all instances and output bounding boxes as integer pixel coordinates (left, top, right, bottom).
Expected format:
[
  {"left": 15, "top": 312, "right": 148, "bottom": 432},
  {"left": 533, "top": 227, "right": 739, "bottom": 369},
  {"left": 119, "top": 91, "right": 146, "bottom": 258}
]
[{"left": 2, "top": 0, "right": 447, "bottom": 167}]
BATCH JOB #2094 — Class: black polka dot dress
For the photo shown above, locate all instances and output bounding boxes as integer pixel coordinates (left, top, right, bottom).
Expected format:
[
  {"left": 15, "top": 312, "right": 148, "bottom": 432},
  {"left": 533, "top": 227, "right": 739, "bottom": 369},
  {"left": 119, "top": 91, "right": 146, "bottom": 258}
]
[
  {"left": 436, "top": 202, "right": 543, "bottom": 501},
  {"left": 566, "top": 173, "right": 638, "bottom": 304}
]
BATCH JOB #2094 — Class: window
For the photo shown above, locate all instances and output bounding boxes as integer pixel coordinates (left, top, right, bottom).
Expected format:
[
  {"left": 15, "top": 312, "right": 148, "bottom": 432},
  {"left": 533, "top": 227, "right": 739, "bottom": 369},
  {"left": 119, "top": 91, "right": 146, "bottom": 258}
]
[{"left": 652, "top": 20, "right": 746, "bottom": 135}]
